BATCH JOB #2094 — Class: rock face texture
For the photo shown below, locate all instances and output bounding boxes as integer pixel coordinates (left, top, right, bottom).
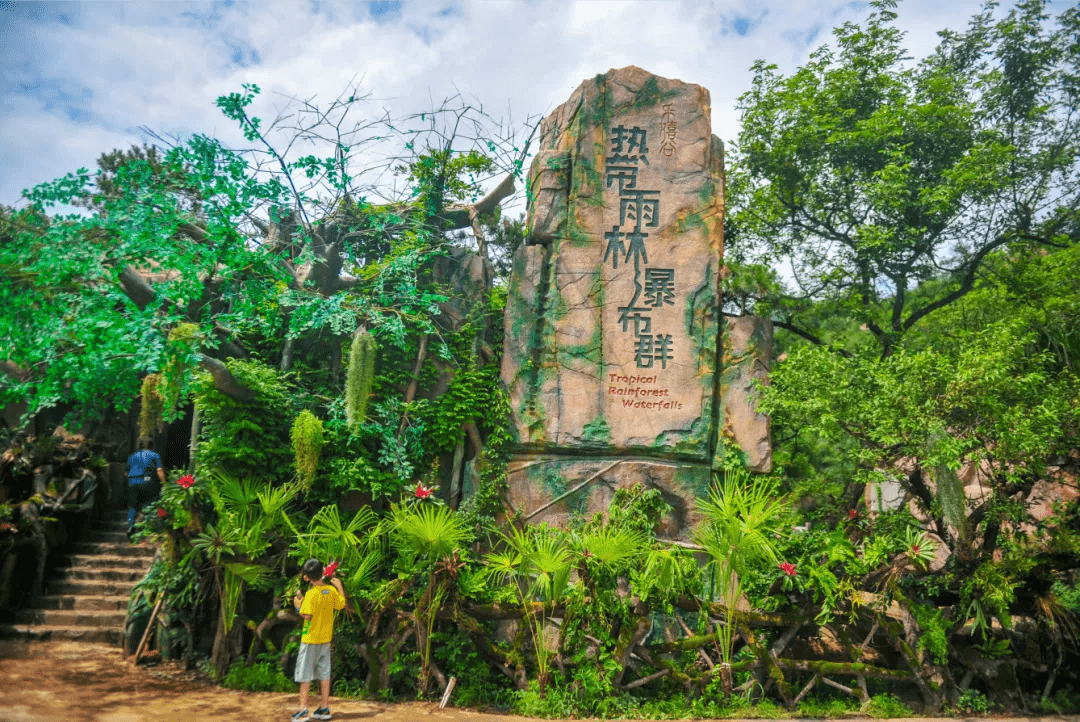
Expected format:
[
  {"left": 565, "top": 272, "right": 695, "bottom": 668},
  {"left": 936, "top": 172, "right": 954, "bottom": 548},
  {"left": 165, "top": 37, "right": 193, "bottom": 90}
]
[{"left": 501, "top": 67, "right": 771, "bottom": 537}]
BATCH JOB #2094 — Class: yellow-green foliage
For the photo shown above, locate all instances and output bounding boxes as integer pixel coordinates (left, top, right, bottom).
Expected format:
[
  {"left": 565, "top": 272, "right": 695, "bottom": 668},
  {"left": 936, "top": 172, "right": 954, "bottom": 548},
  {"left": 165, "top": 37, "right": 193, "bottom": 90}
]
[
  {"left": 138, "top": 373, "right": 165, "bottom": 440},
  {"left": 345, "top": 331, "right": 376, "bottom": 430},
  {"left": 291, "top": 410, "right": 325, "bottom": 492}
]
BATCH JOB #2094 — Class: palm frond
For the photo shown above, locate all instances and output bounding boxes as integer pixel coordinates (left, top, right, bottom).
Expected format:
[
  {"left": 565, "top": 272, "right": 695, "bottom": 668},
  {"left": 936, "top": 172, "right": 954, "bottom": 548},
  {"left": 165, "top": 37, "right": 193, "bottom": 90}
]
[{"left": 392, "top": 504, "right": 468, "bottom": 560}]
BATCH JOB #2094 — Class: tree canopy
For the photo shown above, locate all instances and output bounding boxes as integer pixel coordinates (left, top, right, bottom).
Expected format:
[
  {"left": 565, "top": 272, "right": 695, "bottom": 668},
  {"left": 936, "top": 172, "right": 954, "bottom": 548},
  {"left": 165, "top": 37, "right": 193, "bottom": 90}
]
[{"left": 729, "top": 0, "right": 1080, "bottom": 357}]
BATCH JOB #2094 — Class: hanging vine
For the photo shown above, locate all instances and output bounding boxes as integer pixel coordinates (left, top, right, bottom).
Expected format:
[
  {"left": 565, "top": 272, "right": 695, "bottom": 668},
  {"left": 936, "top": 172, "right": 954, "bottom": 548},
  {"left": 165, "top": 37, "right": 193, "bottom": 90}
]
[
  {"left": 346, "top": 330, "right": 377, "bottom": 431},
  {"left": 291, "top": 410, "right": 325, "bottom": 492}
]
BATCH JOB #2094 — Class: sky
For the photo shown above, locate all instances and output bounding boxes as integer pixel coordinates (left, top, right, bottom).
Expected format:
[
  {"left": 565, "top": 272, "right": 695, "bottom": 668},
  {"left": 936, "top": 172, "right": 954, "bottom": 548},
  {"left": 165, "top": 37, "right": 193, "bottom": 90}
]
[{"left": 0, "top": 0, "right": 1036, "bottom": 213}]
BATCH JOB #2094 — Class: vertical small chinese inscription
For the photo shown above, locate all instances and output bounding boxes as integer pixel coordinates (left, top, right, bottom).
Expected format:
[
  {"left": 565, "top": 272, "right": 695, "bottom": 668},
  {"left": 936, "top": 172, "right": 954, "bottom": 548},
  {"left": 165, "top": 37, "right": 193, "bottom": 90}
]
[{"left": 659, "top": 104, "right": 677, "bottom": 157}]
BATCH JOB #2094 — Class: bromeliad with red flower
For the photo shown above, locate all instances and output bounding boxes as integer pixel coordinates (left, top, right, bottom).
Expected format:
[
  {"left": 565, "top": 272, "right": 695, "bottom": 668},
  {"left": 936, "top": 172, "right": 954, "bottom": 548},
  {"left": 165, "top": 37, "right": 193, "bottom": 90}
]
[
  {"left": 414, "top": 483, "right": 433, "bottom": 499},
  {"left": 177, "top": 474, "right": 195, "bottom": 489},
  {"left": 779, "top": 561, "right": 797, "bottom": 576}
]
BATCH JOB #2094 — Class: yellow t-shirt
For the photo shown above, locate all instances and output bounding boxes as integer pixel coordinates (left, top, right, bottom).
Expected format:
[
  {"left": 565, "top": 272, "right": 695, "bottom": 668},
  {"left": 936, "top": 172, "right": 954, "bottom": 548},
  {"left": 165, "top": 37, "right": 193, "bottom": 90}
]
[{"left": 299, "top": 583, "right": 346, "bottom": 644}]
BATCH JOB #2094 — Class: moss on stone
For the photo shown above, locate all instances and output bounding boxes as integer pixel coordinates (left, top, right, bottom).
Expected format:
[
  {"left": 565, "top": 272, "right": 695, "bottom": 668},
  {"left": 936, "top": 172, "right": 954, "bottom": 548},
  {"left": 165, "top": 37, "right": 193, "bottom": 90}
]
[
  {"left": 632, "top": 75, "right": 680, "bottom": 110},
  {"left": 674, "top": 464, "right": 711, "bottom": 498},
  {"left": 581, "top": 416, "right": 612, "bottom": 445}
]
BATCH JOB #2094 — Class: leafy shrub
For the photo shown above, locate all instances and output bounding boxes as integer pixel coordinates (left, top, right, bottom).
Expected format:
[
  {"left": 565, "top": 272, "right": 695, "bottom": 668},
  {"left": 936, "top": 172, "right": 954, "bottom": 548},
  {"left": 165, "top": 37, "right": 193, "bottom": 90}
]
[
  {"left": 1035, "top": 687, "right": 1080, "bottom": 715},
  {"left": 863, "top": 693, "right": 913, "bottom": 719},
  {"left": 798, "top": 695, "right": 859, "bottom": 718},
  {"left": 222, "top": 660, "right": 294, "bottom": 693},
  {"left": 951, "top": 688, "right": 990, "bottom": 716}
]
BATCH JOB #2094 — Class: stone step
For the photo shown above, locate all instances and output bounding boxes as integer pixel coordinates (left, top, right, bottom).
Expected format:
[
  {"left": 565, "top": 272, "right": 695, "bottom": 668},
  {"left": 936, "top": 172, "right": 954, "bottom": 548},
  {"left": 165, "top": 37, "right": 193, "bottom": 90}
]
[
  {"left": 98, "top": 523, "right": 130, "bottom": 534},
  {"left": 61, "top": 553, "right": 153, "bottom": 571},
  {"left": 84, "top": 530, "right": 129, "bottom": 544},
  {"left": 14, "top": 608, "right": 127, "bottom": 627},
  {"left": 0, "top": 623, "right": 123, "bottom": 645},
  {"left": 54, "top": 565, "right": 146, "bottom": 583},
  {"left": 47, "top": 579, "right": 138, "bottom": 597},
  {"left": 33, "top": 594, "right": 130, "bottom": 611},
  {"left": 72, "top": 541, "right": 156, "bottom": 558}
]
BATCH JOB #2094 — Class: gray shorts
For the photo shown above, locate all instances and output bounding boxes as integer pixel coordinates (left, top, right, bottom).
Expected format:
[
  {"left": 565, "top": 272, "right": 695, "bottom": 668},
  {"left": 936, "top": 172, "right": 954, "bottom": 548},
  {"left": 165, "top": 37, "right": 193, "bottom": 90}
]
[{"left": 294, "top": 642, "right": 331, "bottom": 683}]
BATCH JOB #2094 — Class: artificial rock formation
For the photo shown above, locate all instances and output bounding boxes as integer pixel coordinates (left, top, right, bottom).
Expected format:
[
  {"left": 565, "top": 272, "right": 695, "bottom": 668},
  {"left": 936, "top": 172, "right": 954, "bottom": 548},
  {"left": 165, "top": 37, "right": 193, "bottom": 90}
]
[{"left": 501, "top": 67, "right": 771, "bottom": 538}]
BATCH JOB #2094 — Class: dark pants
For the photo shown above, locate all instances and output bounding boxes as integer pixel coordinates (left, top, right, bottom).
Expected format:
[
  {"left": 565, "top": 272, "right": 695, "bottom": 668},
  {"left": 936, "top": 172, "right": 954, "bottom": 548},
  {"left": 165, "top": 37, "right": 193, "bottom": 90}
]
[{"left": 127, "top": 478, "right": 160, "bottom": 531}]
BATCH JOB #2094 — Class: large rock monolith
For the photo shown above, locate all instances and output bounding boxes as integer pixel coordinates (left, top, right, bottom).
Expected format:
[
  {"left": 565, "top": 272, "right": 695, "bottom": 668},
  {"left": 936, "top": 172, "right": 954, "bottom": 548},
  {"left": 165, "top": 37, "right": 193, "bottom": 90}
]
[{"left": 501, "top": 67, "right": 770, "bottom": 538}]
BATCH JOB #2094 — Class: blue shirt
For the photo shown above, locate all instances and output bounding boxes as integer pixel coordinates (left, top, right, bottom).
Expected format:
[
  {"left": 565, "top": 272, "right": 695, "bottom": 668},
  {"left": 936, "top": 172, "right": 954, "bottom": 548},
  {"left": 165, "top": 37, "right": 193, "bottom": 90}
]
[{"left": 127, "top": 450, "right": 162, "bottom": 481}]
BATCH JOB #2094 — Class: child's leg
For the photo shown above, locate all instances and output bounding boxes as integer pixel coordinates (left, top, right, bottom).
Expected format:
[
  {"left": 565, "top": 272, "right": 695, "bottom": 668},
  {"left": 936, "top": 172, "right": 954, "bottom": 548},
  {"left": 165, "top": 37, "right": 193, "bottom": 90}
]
[
  {"left": 319, "top": 678, "right": 330, "bottom": 709},
  {"left": 299, "top": 681, "right": 310, "bottom": 711}
]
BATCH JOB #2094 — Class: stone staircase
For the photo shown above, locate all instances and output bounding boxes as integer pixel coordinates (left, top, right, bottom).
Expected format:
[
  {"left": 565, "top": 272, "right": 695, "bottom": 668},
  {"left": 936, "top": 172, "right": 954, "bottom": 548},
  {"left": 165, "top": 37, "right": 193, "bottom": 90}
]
[{"left": 1, "top": 510, "right": 155, "bottom": 645}]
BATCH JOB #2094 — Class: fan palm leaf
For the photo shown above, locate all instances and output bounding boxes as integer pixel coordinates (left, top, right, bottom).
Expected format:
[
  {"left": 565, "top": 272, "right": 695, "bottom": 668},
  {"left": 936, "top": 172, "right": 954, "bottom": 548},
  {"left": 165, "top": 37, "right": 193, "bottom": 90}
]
[{"left": 392, "top": 503, "right": 468, "bottom": 560}]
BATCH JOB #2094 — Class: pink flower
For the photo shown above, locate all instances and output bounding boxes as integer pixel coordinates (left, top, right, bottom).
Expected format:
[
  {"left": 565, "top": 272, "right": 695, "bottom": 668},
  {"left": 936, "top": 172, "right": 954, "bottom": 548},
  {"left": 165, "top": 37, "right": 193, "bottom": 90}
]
[
  {"left": 177, "top": 474, "right": 195, "bottom": 489},
  {"left": 414, "top": 483, "right": 433, "bottom": 499},
  {"left": 157, "top": 508, "right": 167, "bottom": 518},
  {"left": 779, "top": 562, "right": 797, "bottom": 577}
]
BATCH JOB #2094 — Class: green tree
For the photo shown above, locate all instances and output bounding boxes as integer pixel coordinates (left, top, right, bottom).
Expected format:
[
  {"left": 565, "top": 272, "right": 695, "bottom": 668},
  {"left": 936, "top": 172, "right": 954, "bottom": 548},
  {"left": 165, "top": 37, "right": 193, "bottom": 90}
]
[{"left": 729, "top": 0, "right": 1080, "bottom": 357}]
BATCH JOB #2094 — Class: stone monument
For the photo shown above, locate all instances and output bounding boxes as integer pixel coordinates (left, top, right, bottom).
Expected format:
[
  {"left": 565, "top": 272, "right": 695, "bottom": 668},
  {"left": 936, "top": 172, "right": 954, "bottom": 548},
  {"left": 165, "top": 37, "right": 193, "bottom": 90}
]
[{"left": 501, "top": 67, "right": 770, "bottom": 538}]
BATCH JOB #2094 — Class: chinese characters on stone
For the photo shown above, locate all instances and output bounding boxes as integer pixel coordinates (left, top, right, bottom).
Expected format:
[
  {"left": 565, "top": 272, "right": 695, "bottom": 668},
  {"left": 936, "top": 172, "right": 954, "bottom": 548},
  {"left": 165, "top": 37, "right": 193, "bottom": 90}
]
[
  {"left": 604, "top": 124, "right": 676, "bottom": 369},
  {"left": 659, "top": 104, "right": 677, "bottom": 157}
]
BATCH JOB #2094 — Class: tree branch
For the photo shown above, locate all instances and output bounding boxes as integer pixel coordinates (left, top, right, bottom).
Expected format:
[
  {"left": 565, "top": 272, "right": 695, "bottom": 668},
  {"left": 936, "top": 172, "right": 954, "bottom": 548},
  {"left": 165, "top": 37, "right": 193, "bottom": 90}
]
[{"left": 769, "top": 318, "right": 853, "bottom": 358}]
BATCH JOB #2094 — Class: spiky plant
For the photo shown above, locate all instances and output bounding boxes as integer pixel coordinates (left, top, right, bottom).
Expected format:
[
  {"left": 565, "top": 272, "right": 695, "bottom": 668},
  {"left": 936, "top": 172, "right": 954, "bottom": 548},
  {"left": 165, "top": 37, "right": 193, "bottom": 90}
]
[
  {"left": 345, "top": 331, "right": 376, "bottom": 430},
  {"left": 694, "top": 467, "right": 789, "bottom": 672},
  {"left": 486, "top": 525, "right": 573, "bottom": 693},
  {"left": 390, "top": 503, "right": 470, "bottom": 694}
]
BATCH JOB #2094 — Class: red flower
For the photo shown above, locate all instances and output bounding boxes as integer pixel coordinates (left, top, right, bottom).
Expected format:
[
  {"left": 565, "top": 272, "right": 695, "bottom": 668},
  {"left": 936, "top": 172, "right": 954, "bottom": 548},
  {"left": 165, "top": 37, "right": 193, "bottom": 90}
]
[
  {"left": 414, "top": 483, "right": 433, "bottom": 499},
  {"left": 324, "top": 560, "right": 339, "bottom": 578},
  {"left": 911, "top": 544, "right": 921, "bottom": 554},
  {"left": 848, "top": 508, "right": 858, "bottom": 519},
  {"left": 779, "top": 562, "right": 797, "bottom": 577},
  {"left": 177, "top": 474, "right": 195, "bottom": 489},
  {"left": 157, "top": 508, "right": 167, "bottom": 518}
]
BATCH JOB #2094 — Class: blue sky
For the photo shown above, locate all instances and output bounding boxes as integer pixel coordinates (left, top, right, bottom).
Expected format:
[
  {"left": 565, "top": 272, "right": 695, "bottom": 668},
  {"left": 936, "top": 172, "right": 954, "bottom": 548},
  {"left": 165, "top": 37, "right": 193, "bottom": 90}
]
[{"left": 0, "top": 0, "right": 1033, "bottom": 210}]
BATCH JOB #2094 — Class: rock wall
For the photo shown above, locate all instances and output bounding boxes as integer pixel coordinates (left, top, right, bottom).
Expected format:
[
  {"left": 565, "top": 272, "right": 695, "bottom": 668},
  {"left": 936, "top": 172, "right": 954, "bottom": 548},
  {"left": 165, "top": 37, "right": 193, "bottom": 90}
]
[{"left": 501, "top": 67, "right": 771, "bottom": 537}]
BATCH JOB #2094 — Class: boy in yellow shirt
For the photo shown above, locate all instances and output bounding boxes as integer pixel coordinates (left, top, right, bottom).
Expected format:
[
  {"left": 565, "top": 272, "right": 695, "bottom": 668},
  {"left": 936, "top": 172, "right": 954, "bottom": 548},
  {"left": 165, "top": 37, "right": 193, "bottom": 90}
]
[{"left": 291, "top": 558, "right": 346, "bottom": 722}]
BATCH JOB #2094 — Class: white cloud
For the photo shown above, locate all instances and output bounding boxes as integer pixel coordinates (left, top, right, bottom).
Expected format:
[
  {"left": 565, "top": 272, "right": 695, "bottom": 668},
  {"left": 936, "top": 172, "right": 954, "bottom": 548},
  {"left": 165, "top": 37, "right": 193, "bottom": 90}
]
[{"left": 0, "top": 0, "right": 1031, "bottom": 208}]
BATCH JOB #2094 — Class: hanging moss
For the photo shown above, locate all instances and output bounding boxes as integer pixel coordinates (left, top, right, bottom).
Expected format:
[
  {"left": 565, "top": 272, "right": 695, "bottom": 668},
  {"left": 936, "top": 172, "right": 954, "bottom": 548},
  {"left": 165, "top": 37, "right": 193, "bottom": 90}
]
[
  {"left": 291, "top": 410, "right": 325, "bottom": 493},
  {"left": 138, "top": 373, "right": 165, "bottom": 440},
  {"left": 345, "top": 331, "right": 377, "bottom": 430},
  {"left": 159, "top": 322, "right": 200, "bottom": 422}
]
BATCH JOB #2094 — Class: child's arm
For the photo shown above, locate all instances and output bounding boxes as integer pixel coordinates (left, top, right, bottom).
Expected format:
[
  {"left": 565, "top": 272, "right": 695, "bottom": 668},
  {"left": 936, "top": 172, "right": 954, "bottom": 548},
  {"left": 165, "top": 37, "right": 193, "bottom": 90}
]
[{"left": 294, "top": 590, "right": 311, "bottom": 619}]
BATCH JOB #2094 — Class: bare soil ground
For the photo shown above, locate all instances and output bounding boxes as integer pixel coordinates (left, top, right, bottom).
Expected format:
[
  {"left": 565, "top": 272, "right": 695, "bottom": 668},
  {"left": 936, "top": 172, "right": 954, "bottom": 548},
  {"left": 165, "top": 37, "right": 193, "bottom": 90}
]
[
  {"left": 0, "top": 640, "right": 516, "bottom": 722},
  {"left": 1, "top": 640, "right": 1075, "bottom": 722}
]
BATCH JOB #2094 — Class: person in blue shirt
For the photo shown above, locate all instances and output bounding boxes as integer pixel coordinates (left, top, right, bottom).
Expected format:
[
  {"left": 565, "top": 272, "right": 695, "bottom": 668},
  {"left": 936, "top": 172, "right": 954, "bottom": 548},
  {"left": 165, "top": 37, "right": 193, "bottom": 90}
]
[{"left": 126, "top": 439, "right": 165, "bottom": 539}]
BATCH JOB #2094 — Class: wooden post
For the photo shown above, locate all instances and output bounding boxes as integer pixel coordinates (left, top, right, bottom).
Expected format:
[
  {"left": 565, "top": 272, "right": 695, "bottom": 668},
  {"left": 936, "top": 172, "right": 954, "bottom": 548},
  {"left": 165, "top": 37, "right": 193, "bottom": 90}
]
[
  {"left": 134, "top": 595, "right": 165, "bottom": 663},
  {"left": 439, "top": 676, "right": 457, "bottom": 709}
]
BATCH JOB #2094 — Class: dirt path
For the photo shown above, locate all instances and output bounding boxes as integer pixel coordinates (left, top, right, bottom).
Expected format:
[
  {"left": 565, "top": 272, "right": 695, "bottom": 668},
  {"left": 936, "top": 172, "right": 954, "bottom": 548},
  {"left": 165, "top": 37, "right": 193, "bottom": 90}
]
[
  {"left": 1, "top": 640, "right": 1076, "bottom": 722},
  {"left": 0, "top": 640, "right": 519, "bottom": 722}
]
